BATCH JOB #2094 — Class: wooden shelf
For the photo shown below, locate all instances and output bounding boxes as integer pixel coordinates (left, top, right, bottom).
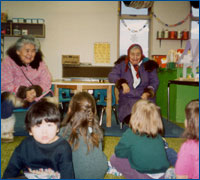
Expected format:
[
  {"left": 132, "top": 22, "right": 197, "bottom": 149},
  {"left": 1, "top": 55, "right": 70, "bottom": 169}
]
[
  {"left": 1, "top": 22, "right": 45, "bottom": 38},
  {"left": 157, "top": 37, "right": 189, "bottom": 48},
  {"left": 157, "top": 38, "right": 189, "bottom": 41}
]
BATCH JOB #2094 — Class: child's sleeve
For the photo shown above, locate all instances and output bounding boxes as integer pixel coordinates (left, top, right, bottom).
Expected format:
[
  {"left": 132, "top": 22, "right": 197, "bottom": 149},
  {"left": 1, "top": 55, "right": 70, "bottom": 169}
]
[
  {"left": 59, "top": 142, "right": 75, "bottom": 179},
  {"left": 2, "top": 148, "right": 23, "bottom": 179}
]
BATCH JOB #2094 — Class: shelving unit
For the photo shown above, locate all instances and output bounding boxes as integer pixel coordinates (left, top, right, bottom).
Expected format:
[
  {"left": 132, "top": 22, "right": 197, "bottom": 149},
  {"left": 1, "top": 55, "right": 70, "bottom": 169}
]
[
  {"left": 1, "top": 22, "right": 45, "bottom": 38},
  {"left": 157, "top": 37, "right": 189, "bottom": 48},
  {"left": 1, "top": 21, "right": 45, "bottom": 60}
]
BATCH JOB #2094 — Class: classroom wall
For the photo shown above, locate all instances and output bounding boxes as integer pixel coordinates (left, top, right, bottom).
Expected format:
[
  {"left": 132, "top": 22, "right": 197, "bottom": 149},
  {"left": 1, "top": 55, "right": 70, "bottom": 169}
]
[
  {"left": 1, "top": 1, "right": 118, "bottom": 79},
  {"left": 1, "top": 1, "right": 191, "bottom": 79},
  {"left": 150, "top": 1, "right": 190, "bottom": 56}
]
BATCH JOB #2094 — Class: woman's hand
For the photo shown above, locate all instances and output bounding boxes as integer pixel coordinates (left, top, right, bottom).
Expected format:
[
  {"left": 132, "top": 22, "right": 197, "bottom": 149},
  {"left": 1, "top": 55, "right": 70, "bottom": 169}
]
[
  {"left": 122, "top": 83, "right": 130, "bottom": 94},
  {"left": 26, "top": 89, "right": 36, "bottom": 102},
  {"left": 141, "top": 92, "right": 150, "bottom": 100}
]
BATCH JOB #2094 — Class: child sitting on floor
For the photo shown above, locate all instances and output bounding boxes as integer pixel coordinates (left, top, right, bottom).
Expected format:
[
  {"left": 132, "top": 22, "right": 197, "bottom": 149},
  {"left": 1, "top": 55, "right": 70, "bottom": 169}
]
[
  {"left": 110, "top": 99, "right": 170, "bottom": 179},
  {"left": 175, "top": 99, "right": 199, "bottom": 179},
  {"left": 60, "top": 91, "right": 108, "bottom": 179},
  {"left": 2, "top": 99, "right": 74, "bottom": 179},
  {"left": 165, "top": 99, "right": 199, "bottom": 179}
]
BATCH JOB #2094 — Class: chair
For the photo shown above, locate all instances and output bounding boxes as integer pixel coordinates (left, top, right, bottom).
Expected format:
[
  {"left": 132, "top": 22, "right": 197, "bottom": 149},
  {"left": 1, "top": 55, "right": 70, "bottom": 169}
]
[
  {"left": 58, "top": 88, "right": 72, "bottom": 114},
  {"left": 93, "top": 86, "right": 119, "bottom": 126},
  {"left": 13, "top": 107, "right": 29, "bottom": 136},
  {"left": 51, "top": 85, "right": 72, "bottom": 118}
]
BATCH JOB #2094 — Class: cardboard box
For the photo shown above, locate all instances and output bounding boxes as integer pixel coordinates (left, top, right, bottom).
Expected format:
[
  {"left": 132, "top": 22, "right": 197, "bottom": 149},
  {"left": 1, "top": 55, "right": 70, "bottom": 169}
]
[
  {"left": 22, "top": 29, "right": 28, "bottom": 35},
  {"left": 38, "top": 19, "right": 45, "bottom": 24},
  {"left": 18, "top": 18, "right": 24, "bottom": 23},
  {"left": 26, "top": 19, "right": 32, "bottom": 23},
  {"left": 12, "top": 18, "right": 18, "bottom": 23},
  {"left": 32, "top": 19, "right": 38, "bottom": 24},
  {"left": 62, "top": 55, "right": 80, "bottom": 64}
]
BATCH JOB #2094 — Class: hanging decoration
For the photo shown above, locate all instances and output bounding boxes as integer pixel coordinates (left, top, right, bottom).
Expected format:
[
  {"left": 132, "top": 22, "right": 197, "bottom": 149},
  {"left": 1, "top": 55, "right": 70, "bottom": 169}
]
[
  {"left": 121, "top": 19, "right": 148, "bottom": 33},
  {"left": 151, "top": 11, "right": 192, "bottom": 27},
  {"left": 130, "top": 34, "right": 138, "bottom": 43}
]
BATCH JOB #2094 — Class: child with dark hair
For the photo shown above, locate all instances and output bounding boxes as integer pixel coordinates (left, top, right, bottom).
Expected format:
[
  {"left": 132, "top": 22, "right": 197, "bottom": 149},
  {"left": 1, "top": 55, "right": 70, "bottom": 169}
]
[
  {"left": 2, "top": 99, "right": 74, "bottom": 179},
  {"left": 60, "top": 91, "right": 108, "bottom": 179}
]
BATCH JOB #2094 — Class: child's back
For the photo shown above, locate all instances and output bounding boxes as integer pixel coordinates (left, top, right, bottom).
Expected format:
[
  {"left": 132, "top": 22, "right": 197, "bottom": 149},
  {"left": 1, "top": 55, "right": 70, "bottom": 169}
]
[
  {"left": 115, "top": 128, "right": 169, "bottom": 174},
  {"left": 110, "top": 99, "right": 170, "bottom": 179},
  {"left": 175, "top": 99, "right": 199, "bottom": 179},
  {"left": 61, "top": 92, "right": 108, "bottom": 179},
  {"left": 62, "top": 127, "right": 108, "bottom": 179}
]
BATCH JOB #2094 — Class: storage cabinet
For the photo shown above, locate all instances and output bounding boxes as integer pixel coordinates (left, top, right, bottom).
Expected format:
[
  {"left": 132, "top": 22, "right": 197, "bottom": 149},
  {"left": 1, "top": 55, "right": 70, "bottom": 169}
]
[
  {"left": 1, "top": 22, "right": 45, "bottom": 38},
  {"left": 156, "top": 68, "right": 199, "bottom": 123}
]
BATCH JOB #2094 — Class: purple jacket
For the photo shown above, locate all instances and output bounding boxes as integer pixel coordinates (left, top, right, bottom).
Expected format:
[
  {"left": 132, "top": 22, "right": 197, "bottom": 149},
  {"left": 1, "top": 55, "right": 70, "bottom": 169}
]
[{"left": 108, "top": 60, "right": 159, "bottom": 122}]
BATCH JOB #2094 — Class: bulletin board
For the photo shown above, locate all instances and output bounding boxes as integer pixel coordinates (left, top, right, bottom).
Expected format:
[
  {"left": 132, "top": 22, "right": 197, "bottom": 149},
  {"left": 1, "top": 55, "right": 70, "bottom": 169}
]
[{"left": 94, "top": 42, "right": 110, "bottom": 64}]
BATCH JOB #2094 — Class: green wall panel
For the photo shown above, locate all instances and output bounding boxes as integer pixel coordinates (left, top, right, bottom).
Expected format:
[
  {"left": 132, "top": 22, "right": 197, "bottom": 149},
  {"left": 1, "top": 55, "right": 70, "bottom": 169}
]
[
  {"left": 156, "top": 69, "right": 177, "bottom": 119},
  {"left": 175, "top": 85, "right": 199, "bottom": 123}
]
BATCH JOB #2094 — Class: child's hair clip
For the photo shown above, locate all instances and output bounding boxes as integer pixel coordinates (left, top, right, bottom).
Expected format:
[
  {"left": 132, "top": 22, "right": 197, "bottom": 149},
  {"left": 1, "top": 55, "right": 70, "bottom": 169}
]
[{"left": 88, "top": 127, "right": 93, "bottom": 133}]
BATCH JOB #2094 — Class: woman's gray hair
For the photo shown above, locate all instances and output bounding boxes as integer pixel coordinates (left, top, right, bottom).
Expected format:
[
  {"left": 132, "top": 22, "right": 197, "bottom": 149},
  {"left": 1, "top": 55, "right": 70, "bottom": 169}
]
[
  {"left": 130, "top": 45, "right": 141, "bottom": 52},
  {"left": 15, "top": 35, "right": 40, "bottom": 52}
]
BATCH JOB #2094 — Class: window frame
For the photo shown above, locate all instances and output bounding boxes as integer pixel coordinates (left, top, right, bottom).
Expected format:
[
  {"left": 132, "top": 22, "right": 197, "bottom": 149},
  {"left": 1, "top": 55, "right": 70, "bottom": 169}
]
[{"left": 190, "top": 6, "right": 199, "bottom": 39}]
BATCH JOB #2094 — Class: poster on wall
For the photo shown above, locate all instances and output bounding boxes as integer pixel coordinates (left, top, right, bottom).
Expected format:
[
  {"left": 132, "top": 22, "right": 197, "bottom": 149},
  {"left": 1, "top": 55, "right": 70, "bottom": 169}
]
[{"left": 94, "top": 42, "right": 110, "bottom": 64}]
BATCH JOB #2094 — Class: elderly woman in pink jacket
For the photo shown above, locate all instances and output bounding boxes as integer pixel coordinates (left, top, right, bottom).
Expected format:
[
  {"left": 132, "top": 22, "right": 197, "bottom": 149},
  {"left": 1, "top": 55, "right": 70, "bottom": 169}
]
[{"left": 1, "top": 35, "right": 52, "bottom": 142}]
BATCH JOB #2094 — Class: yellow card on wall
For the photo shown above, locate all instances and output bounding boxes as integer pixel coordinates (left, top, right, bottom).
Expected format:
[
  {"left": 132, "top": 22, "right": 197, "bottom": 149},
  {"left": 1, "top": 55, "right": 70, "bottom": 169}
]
[{"left": 94, "top": 42, "right": 110, "bottom": 64}]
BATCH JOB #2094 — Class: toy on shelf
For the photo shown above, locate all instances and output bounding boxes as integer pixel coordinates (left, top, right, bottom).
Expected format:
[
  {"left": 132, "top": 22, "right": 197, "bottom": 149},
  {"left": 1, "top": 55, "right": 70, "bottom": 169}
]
[{"left": 177, "top": 39, "right": 199, "bottom": 81}]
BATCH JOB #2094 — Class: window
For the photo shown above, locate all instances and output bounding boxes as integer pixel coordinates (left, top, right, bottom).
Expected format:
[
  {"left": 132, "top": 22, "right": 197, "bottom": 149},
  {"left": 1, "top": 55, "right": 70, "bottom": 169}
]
[
  {"left": 191, "top": 21, "right": 199, "bottom": 39},
  {"left": 120, "top": 19, "right": 149, "bottom": 56},
  {"left": 192, "top": 6, "right": 199, "bottom": 17},
  {"left": 119, "top": 2, "right": 150, "bottom": 57},
  {"left": 121, "top": 1, "right": 148, "bottom": 15},
  {"left": 191, "top": 6, "right": 199, "bottom": 39}
]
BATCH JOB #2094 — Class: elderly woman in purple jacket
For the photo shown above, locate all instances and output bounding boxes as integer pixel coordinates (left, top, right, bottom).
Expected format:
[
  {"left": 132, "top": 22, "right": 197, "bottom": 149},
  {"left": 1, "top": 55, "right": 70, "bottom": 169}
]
[{"left": 108, "top": 44, "right": 159, "bottom": 128}]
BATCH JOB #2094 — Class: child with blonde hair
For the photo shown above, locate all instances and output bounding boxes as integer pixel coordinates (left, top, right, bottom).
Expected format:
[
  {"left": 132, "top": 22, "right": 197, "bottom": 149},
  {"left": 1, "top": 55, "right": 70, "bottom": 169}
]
[
  {"left": 175, "top": 99, "right": 199, "bottom": 179},
  {"left": 110, "top": 99, "right": 170, "bottom": 179},
  {"left": 60, "top": 91, "right": 108, "bottom": 179}
]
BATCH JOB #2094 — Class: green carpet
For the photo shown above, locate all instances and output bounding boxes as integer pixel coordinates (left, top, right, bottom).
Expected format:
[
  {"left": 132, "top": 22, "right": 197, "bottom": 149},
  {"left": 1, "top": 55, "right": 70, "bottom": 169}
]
[{"left": 1, "top": 136, "right": 185, "bottom": 179}]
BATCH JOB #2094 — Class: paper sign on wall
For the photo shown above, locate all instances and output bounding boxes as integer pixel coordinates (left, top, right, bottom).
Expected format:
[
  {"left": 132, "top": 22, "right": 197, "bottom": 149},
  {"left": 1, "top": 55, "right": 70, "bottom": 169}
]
[{"left": 94, "top": 42, "right": 110, "bottom": 63}]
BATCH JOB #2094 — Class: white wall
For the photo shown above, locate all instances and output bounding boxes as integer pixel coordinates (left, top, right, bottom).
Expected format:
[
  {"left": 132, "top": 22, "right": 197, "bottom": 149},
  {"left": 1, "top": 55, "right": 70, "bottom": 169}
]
[
  {"left": 1, "top": 1, "right": 118, "bottom": 79},
  {"left": 151, "top": 1, "right": 190, "bottom": 56},
  {"left": 2, "top": 1, "right": 191, "bottom": 79}
]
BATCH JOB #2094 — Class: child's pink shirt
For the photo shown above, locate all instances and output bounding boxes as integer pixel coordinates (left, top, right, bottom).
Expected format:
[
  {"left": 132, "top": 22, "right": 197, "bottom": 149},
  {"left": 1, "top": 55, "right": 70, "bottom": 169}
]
[{"left": 175, "top": 139, "right": 199, "bottom": 179}]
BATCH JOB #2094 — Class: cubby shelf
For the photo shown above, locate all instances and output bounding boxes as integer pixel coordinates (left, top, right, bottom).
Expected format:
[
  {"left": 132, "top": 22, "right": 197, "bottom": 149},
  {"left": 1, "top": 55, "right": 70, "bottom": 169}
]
[
  {"left": 157, "top": 37, "right": 189, "bottom": 48},
  {"left": 1, "top": 22, "right": 45, "bottom": 38}
]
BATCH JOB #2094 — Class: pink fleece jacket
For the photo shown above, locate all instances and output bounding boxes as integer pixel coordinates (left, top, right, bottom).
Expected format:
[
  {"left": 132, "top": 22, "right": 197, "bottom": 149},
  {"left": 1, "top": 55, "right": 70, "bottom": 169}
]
[
  {"left": 175, "top": 139, "right": 199, "bottom": 179},
  {"left": 1, "top": 56, "right": 52, "bottom": 94}
]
